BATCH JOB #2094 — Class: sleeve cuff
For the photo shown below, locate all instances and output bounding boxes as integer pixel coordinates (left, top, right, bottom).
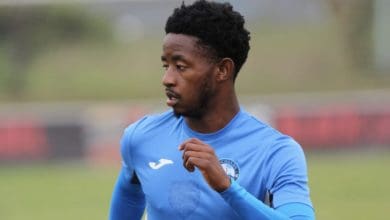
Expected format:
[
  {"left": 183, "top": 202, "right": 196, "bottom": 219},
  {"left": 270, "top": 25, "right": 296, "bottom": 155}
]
[{"left": 219, "top": 178, "right": 242, "bottom": 201}]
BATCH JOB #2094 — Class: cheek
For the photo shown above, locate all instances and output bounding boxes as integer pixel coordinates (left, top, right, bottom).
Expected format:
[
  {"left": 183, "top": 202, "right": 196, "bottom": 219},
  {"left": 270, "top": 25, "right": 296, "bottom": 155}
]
[
  {"left": 179, "top": 76, "right": 199, "bottom": 94},
  {"left": 186, "top": 84, "right": 202, "bottom": 100},
  {"left": 180, "top": 66, "right": 216, "bottom": 99},
  {"left": 189, "top": 77, "right": 213, "bottom": 102},
  {"left": 178, "top": 82, "right": 202, "bottom": 105}
]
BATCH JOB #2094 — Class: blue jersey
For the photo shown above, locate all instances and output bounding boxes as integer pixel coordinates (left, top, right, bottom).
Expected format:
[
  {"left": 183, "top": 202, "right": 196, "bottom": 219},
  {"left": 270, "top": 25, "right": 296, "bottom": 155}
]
[{"left": 110, "top": 109, "right": 314, "bottom": 220}]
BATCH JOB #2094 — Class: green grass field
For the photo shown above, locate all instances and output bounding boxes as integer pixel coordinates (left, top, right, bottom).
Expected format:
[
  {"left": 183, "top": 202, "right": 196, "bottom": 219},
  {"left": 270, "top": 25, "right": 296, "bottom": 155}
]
[
  {"left": 308, "top": 152, "right": 390, "bottom": 220},
  {"left": 1, "top": 152, "right": 389, "bottom": 220}
]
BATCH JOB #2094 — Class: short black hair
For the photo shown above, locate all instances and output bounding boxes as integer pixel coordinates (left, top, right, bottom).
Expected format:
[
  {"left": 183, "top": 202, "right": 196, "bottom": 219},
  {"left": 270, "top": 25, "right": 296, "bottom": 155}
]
[{"left": 165, "top": 0, "right": 250, "bottom": 79}]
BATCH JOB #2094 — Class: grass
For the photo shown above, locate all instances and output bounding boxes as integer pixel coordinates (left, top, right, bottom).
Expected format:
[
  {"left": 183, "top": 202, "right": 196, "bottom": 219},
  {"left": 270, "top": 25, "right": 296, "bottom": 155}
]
[
  {"left": 308, "top": 152, "right": 390, "bottom": 220},
  {"left": 0, "top": 163, "right": 115, "bottom": 220},
  {"left": 1, "top": 152, "right": 389, "bottom": 220}
]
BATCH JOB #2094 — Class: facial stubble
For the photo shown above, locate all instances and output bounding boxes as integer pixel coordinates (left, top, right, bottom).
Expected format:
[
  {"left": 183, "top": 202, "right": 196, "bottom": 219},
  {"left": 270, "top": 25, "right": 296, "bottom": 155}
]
[{"left": 173, "top": 76, "right": 214, "bottom": 119}]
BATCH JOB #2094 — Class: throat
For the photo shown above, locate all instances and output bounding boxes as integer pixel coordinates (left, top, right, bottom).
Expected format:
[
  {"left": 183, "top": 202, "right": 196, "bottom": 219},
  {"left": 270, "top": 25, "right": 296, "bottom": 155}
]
[{"left": 185, "top": 108, "right": 239, "bottom": 133}]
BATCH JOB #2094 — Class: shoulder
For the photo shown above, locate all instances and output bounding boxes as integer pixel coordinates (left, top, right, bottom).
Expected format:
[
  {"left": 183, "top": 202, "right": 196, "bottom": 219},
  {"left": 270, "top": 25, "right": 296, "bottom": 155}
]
[
  {"left": 240, "top": 110, "right": 297, "bottom": 145},
  {"left": 264, "top": 125, "right": 305, "bottom": 166},
  {"left": 234, "top": 109, "right": 270, "bottom": 132},
  {"left": 241, "top": 109, "right": 305, "bottom": 160},
  {"left": 123, "top": 110, "right": 176, "bottom": 133},
  {"left": 123, "top": 110, "right": 177, "bottom": 140},
  {"left": 260, "top": 123, "right": 308, "bottom": 181},
  {"left": 120, "top": 110, "right": 178, "bottom": 159}
]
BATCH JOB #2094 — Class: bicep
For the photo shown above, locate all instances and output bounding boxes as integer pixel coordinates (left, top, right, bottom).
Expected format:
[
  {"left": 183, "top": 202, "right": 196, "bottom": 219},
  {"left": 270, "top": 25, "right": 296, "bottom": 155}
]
[
  {"left": 109, "top": 167, "right": 145, "bottom": 220},
  {"left": 267, "top": 141, "right": 312, "bottom": 208},
  {"left": 110, "top": 125, "right": 146, "bottom": 219}
]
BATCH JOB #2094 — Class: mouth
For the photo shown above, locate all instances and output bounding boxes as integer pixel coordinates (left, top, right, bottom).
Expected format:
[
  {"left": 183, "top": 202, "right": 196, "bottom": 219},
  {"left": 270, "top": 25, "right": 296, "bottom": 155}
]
[{"left": 165, "top": 89, "right": 180, "bottom": 107}]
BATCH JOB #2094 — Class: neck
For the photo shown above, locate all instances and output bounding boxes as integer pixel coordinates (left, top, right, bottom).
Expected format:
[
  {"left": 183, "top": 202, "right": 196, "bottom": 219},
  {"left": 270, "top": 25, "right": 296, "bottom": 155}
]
[{"left": 185, "top": 91, "right": 239, "bottom": 133}]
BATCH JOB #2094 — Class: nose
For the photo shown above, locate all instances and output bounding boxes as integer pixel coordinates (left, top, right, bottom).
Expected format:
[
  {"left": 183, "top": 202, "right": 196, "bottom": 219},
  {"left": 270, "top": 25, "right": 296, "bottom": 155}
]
[{"left": 162, "top": 66, "right": 176, "bottom": 87}]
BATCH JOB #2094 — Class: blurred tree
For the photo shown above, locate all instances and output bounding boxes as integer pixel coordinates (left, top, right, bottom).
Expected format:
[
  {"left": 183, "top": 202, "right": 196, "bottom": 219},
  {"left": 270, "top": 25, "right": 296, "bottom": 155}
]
[
  {"left": 0, "top": 6, "right": 111, "bottom": 99},
  {"left": 327, "top": 0, "right": 374, "bottom": 72}
]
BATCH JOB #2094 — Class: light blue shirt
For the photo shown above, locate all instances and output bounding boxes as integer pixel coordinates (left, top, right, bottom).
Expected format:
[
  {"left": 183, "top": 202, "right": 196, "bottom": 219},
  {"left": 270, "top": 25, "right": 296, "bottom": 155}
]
[{"left": 110, "top": 109, "right": 315, "bottom": 219}]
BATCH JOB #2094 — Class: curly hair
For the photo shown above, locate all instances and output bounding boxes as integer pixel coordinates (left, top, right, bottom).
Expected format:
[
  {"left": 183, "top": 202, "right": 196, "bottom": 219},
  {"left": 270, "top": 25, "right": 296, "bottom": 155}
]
[{"left": 165, "top": 0, "right": 250, "bottom": 80}]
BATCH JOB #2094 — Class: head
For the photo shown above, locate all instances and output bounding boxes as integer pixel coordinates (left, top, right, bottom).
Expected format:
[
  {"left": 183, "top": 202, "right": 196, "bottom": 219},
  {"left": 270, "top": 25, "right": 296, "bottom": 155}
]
[
  {"left": 165, "top": 0, "right": 250, "bottom": 79},
  {"left": 161, "top": 0, "right": 250, "bottom": 118}
]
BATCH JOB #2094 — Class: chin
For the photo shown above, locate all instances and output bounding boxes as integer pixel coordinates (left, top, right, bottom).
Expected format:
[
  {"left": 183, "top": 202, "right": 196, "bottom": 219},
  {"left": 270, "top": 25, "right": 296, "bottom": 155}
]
[
  {"left": 174, "top": 108, "right": 204, "bottom": 119},
  {"left": 172, "top": 109, "right": 182, "bottom": 118},
  {"left": 170, "top": 106, "right": 182, "bottom": 118}
]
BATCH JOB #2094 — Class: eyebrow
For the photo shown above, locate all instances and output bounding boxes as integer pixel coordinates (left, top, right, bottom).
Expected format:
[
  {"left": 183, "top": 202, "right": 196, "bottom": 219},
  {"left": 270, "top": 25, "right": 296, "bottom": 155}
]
[{"left": 161, "top": 54, "right": 186, "bottom": 62}]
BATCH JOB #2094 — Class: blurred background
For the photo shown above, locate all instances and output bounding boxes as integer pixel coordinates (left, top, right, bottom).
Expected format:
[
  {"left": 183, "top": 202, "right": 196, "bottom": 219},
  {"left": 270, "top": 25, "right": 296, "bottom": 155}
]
[{"left": 0, "top": 0, "right": 389, "bottom": 219}]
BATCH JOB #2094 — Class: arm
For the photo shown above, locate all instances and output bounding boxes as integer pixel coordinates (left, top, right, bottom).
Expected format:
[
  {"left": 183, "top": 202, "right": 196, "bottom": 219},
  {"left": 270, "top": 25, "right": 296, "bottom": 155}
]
[
  {"left": 220, "top": 180, "right": 315, "bottom": 220},
  {"left": 180, "top": 138, "right": 315, "bottom": 220},
  {"left": 109, "top": 168, "right": 145, "bottom": 220},
  {"left": 109, "top": 124, "right": 146, "bottom": 220},
  {"left": 220, "top": 139, "right": 315, "bottom": 219}
]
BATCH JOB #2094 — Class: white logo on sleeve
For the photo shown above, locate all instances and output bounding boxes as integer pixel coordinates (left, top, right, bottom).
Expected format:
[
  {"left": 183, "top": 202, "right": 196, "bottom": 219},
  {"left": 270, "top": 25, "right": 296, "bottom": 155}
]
[{"left": 149, "top": 158, "right": 174, "bottom": 170}]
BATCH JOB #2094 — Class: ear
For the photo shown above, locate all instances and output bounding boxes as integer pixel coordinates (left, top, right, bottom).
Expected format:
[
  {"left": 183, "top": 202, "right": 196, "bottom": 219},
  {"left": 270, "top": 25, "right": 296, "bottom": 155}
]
[{"left": 216, "top": 58, "right": 235, "bottom": 82}]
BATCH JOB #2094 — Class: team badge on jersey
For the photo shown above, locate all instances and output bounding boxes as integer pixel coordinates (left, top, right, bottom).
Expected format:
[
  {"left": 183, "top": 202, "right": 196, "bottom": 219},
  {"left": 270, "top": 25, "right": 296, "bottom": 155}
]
[{"left": 219, "top": 158, "right": 240, "bottom": 180}]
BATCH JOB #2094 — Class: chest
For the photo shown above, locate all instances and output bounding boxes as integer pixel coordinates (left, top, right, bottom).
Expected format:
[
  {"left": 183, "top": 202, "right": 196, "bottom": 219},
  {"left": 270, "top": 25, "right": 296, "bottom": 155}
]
[{"left": 131, "top": 132, "right": 270, "bottom": 219}]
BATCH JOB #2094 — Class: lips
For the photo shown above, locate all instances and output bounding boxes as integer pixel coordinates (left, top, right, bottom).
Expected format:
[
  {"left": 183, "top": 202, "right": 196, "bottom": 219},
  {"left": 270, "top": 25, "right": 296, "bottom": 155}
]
[{"left": 165, "top": 89, "right": 180, "bottom": 107}]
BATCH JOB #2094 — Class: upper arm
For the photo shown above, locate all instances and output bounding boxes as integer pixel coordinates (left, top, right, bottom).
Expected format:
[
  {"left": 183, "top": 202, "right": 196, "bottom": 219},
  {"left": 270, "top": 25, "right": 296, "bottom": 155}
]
[
  {"left": 118, "top": 123, "right": 145, "bottom": 189},
  {"left": 267, "top": 139, "right": 313, "bottom": 208},
  {"left": 109, "top": 123, "right": 146, "bottom": 220}
]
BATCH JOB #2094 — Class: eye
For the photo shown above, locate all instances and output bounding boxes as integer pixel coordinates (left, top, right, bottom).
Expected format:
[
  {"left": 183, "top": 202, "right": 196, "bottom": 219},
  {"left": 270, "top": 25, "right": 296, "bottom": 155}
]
[
  {"left": 162, "top": 64, "right": 168, "bottom": 70},
  {"left": 176, "top": 65, "right": 186, "bottom": 71}
]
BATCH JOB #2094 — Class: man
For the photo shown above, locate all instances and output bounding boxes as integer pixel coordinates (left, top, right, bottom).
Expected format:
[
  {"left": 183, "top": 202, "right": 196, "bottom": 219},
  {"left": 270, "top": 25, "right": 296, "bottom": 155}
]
[{"left": 109, "top": 1, "right": 315, "bottom": 219}]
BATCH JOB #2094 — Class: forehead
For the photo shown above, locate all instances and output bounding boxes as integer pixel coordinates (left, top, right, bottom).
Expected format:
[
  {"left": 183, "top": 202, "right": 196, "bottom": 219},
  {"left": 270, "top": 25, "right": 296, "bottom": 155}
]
[{"left": 162, "top": 33, "right": 208, "bottom": 59}]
